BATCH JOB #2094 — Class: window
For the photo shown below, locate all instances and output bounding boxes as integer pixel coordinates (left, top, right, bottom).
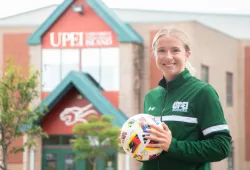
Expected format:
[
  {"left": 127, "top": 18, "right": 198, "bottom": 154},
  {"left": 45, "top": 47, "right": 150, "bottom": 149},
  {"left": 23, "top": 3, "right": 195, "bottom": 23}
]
[
  {"left": 100, "top": 48, "right": 119, "bottom": 91},
  {"left": 43, "top": 135, "right": 60, "bottom": 145},
  {"left": 42, "top": 49, "right": 80, "bottom": 92},
  {"left": 42, "top": 48, "right": 120, "bottom": 92},
  {"left": 201, "top": 65, "right": 209, "bottom": 83},
  {"left": 81, "top": 48, "right": 101, "bottom": 83},
  {"left": 42, "top": 49, "right": 61, "bottom": 91},
  {"left": 104, "top": 152, "right": 117, "bottom": 170},
  {"left": 81, "top": 48, "right": 120, "bottom": 91},
  {"left": 64, "top": 154, "right": 75, "bottom": 170},
  {"left": 61, "top": 49, "right": 80, "bottom": 79},
  {"left": 228, "top": 142, "right": 234, "bottom": 170},
  {"left": 43, "top": 135, "right": 74, "bottom": 146},
  {"left": 45, "top": 153, "right": 57, "bottom": 170},
  {"left": 226, "top": 72, "right": 233, "bottom": 107}
]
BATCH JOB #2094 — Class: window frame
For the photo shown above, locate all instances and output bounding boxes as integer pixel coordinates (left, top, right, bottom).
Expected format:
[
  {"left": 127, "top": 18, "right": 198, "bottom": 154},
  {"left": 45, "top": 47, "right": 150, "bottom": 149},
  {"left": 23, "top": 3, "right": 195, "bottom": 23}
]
[
  {"left": 201, "top": 64, "right": 209, "bottom": 83},
  {"left": 228, "top": 142, "right": 234, "bottom": 170},
  {"left": 226, "top": 72, "right": 233, "bottom": 107},
  {"left": 42, "top": 47, "right": 120, "bottom": 92}
]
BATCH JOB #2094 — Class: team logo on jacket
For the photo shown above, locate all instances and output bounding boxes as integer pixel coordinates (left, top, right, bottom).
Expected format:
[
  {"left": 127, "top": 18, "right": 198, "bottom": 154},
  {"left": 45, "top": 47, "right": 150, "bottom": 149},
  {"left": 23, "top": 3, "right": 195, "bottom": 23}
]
[
  {"left": 172, "top": 102, "right": 189, "bottom": 112},
  {"left": 148, "top": 107, "right": 155, "bottom": 111}
]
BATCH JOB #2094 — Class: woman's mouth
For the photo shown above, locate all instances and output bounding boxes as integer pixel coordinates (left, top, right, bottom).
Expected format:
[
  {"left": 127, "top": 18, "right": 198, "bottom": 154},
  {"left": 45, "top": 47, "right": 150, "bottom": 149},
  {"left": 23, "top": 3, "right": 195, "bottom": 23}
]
[{"left": 163, "top": 63, "right": 176, "bottom": 67}]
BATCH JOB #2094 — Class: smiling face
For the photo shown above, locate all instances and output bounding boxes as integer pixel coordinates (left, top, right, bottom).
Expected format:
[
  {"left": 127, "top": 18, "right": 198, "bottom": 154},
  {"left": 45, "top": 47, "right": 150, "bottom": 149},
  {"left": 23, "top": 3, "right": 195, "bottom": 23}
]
[{"left": 153, "top": 28, "right": 191, "bottom": 81}]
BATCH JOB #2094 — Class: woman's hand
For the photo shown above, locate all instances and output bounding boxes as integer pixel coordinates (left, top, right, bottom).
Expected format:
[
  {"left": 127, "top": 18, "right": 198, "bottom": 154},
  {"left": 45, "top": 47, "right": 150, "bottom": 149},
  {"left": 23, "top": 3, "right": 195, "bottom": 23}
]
[{"left": 145, "top": 122, "right": 172, "bottom": 152}]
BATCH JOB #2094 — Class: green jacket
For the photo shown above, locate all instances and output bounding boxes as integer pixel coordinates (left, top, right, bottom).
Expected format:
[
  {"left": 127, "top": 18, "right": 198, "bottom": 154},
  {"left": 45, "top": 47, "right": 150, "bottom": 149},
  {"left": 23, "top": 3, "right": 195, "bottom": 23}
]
[{"left": 141, "top": 69, "right": 232, "bottom": 170}]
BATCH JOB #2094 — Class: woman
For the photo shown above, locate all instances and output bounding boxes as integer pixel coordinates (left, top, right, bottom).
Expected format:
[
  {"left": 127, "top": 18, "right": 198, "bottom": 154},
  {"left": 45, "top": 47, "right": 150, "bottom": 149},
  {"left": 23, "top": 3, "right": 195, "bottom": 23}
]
[{"left": 142, "top": 27, "right": 232, "bottom": 170}]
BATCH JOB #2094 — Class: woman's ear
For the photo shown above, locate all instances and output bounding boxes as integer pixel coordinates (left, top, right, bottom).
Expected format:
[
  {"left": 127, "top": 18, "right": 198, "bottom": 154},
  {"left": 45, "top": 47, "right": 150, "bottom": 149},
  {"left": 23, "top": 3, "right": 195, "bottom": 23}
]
[
  {"left": 186, "top": 51, "right": 191, "bottom": 60},
  {"left": 152, "top": 50, "right": 158, "bottom": 60}
]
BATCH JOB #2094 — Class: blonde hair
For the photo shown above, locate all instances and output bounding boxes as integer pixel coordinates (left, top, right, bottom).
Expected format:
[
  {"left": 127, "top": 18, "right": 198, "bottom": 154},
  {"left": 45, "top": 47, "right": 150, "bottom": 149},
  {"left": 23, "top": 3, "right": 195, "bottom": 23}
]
[{"left": 152, "top": 26, "right": 196, "bottom": 75}]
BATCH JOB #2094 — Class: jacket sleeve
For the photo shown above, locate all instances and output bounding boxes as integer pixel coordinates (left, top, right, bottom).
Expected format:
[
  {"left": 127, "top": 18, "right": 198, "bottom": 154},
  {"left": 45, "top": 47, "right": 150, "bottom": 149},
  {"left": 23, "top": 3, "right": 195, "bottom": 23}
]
[{"left": 166, "top": 85, "right": 232, "bottom": 163}]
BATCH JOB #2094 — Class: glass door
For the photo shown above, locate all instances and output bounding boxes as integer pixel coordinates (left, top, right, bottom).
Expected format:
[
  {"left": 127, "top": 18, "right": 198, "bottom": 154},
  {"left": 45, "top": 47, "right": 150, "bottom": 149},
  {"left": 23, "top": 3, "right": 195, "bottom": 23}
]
[
  {"left": 42, "top": 149, "right": 85, "bottom": 170},
  {"left": 64, "top": 153, "right": 75, "bottom": 170},
  {"left": 44, "top": 153, "right": 57, "bottom": 170},
  {"left": 42, "top": 148, "right": 117, "bottom": 170}
]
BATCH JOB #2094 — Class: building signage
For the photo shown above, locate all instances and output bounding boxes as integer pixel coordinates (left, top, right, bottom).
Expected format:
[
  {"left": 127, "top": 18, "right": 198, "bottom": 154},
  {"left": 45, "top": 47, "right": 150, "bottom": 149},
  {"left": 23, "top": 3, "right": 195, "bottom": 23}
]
[
  {"left": 60, "top": 103, "right": 98, "bottom": 126},
  {"left": 49, "top": 31, "right": 113, "bottom": 48}
]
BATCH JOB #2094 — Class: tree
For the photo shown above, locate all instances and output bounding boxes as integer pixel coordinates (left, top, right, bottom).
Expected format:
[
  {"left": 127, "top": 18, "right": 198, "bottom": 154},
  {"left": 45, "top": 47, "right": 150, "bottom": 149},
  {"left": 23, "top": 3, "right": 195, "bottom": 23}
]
[
  {"left": 0, "top": 59, "right": 47, "bottom": 170},
  {"left": 72, "top": 115, "right": 122, "bottom": 170}
]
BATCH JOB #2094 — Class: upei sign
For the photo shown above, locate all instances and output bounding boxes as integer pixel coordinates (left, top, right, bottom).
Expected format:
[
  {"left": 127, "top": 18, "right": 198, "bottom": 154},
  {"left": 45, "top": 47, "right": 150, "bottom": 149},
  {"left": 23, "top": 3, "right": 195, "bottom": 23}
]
[{"left": 49, "top": 31, "right": 113, "bottom": 48}]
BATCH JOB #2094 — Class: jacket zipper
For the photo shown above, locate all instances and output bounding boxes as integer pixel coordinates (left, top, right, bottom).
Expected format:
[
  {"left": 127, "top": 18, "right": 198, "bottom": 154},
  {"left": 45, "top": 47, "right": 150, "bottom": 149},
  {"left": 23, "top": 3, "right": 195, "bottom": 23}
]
[
  {"left": 161, "top": 82, "right": 169, "bottom": 122},
  {"left": 158, "top": 83, "right": 169, "bottom": 170},
  {"left": 161, "top": 90, "right": 168, "bottom": 122}
]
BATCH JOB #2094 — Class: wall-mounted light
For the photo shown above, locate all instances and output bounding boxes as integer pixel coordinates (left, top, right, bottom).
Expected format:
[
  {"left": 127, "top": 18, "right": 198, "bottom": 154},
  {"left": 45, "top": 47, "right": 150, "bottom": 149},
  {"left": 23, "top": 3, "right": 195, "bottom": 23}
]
[{"left": 72, "top": 4, "right": 84, "bottom": 15}]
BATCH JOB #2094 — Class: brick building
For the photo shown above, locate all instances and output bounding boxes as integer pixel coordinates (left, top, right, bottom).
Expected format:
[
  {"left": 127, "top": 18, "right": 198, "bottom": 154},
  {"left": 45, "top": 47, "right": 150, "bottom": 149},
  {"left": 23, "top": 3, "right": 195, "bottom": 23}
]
[{"left": 0, "top": 0, "right": 249, "bottom": 170}]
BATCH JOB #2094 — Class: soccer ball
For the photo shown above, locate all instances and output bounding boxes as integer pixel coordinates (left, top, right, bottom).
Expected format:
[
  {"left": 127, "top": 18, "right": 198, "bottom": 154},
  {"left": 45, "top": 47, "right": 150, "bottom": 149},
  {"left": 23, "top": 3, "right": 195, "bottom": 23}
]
[{"left": 120, "top": 113, "right": 163, "bottom": 161}]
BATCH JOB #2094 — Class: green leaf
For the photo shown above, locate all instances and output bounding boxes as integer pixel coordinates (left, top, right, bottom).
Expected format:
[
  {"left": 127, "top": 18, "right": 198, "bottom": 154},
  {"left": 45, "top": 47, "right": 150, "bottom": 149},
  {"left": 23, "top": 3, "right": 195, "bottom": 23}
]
[
  {"left": 0, "top": 57, "right": 47, "bottom": 170},
  {"left": 72, "top": 115, "right": 122, "bottom": 161}
]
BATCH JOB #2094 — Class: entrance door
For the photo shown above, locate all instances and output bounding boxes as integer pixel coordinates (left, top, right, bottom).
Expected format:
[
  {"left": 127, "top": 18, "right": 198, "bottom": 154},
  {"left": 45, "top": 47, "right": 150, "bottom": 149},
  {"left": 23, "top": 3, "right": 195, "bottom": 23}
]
[
  {"left": 42, "top": 148, "right": 85, "bottom": 170},
  {"left": 42, "top": 148, "right": 117, "bottom": 170}
]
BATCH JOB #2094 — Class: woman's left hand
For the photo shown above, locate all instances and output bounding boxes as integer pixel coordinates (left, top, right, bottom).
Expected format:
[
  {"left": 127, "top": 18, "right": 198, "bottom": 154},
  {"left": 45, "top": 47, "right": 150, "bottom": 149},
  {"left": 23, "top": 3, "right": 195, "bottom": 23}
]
[{"left": 145, "top": 122, "right": 172, "bottom": 152}]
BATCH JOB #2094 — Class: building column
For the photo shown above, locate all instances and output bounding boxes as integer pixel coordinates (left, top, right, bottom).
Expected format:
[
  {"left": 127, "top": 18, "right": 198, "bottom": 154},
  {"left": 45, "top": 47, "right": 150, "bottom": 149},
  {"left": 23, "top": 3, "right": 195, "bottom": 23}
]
[
  {"left": 23, "top": 135, "right": 28, "bottom": 170},
  {"left": 119, "top": 43, "right": 143, "bottom": 170}
]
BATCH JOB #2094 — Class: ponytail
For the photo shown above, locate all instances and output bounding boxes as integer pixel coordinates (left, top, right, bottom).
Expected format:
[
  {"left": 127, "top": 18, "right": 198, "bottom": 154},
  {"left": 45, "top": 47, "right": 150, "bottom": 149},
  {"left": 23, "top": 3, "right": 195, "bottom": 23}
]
[{"left": 186, "top": 61, "right": 196, "bottom": 76}]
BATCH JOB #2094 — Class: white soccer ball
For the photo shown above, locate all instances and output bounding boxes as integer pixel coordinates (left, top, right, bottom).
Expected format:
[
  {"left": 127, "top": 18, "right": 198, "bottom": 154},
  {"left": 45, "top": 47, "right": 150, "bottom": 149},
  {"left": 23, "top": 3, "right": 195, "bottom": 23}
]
[{"left": 120, "top": 113, "right": 163, "bottom": 161}]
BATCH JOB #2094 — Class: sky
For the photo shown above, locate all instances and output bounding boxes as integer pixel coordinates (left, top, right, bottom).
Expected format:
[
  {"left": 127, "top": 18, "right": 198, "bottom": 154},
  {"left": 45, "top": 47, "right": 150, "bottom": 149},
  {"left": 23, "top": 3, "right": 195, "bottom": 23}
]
[{"left": 1, "top": 0, "right": 250, "bottom": 18}]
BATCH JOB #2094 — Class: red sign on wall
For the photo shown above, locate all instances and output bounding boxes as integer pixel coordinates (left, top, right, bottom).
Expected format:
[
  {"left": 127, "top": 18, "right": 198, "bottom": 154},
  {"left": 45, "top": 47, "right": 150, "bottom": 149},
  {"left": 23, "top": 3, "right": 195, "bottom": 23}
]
[
  {"left": 41, "top": 88, "right": 119, "bottom": 135},
  {"left": 49, "top": 31, "right": 113, "bottom": 48},
  {"left": 41, "top": 88, "right": 101, "bottom": 135},
  {"left": 60, "top": 103, "right": 98, "bottom": 126},
  {"left": 42, "top": 0, "right": 119, "bottom": 48}
]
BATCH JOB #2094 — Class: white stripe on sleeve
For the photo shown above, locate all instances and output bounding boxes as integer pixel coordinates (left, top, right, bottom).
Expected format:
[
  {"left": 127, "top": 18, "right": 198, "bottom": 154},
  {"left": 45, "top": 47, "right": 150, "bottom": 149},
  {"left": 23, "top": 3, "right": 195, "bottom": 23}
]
[
  {"left": 202, "top": 124, "right": 229, "bottom": 136},
  {"left": 160, "top": 115, "right": 198, "bottom": 124}
]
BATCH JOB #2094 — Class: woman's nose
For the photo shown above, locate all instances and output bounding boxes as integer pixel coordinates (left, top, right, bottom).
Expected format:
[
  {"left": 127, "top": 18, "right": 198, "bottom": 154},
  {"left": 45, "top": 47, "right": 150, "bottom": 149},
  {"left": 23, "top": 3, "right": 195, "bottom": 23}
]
[{"left": 165, "top": 51, "right": 173, "bottom": 58}]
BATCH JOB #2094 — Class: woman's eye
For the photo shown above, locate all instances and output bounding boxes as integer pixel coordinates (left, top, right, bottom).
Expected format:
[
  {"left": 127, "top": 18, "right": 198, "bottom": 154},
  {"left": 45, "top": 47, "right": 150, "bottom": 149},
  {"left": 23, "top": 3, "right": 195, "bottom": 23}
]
[
  {"left": 158, "top": 49, "right": 165, "bottom": 53},
  {"left": 172, "top": 49, "right": 180, "bottom": 53}
]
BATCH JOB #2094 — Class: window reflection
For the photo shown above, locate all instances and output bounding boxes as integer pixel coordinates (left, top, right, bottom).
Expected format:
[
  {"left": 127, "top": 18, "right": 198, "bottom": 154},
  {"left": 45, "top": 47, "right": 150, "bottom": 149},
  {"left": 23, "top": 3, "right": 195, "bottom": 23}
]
[
  {"left": 64, "top": 153, "right": 75, "bottom": 170},
  {"left": 85, "top": 159, "right": 94, "bottom": 170},
  {"left": 46, "top": 153, "right": 57, "bottom": 170},
  {"left": 105, "top": 153, "right": 116, "bottom": 170}
]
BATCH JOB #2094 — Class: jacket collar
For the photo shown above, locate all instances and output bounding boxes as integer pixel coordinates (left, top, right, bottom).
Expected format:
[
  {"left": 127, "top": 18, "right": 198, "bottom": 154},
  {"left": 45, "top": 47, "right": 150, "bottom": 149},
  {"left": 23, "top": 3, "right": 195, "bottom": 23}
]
[{"left": 158, "top": 69, "right": 192, "bottom": 91}]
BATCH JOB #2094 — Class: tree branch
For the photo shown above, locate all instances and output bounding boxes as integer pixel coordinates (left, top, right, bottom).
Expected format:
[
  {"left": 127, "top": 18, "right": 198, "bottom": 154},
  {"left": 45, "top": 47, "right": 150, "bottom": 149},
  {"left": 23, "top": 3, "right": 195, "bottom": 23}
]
[
  {"left": 6, "top": 128, "right": 15, "bottom": 146},
  {"left": 0, "top": 60, "right": 46, "bottom": 170}
]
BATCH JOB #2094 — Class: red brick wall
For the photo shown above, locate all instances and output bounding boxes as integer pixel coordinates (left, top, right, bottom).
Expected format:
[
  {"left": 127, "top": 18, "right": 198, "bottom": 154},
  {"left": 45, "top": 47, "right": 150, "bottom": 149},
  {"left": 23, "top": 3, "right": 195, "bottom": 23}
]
[
  {"left": 7, "top": 137, "right": 23, "bottom": 163},
  {"left": 3, "top": 33, "right": 30, "bottom": 77},
  {"left": 3, "top": 33, "right": 31, "bottom": 163}
]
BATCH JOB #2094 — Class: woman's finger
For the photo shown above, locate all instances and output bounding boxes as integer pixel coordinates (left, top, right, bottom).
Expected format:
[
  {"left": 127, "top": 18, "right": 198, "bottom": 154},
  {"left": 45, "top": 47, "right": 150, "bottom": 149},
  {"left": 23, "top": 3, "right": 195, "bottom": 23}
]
[
  {"left": 146, "top": 128, "right": 166, "bottom": 138},
  {"left": 162, "top": 122, "right": 169, "bottom": 131},
  {"left": 148, "top": 124, "right": 165, "bottom": 133},
  {"left": 146, "top": 142, "right": 166, "bottom": 149},
  {"left": 144, "top": 134, "right": 159, "bottom": 142}
]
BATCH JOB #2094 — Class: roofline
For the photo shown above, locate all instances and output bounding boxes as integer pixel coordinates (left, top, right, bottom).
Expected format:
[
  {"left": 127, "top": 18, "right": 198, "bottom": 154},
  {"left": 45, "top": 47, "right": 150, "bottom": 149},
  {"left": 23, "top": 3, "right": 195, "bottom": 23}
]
[
  {"left": 2, "top": 5, "right": 250, "bottom": 21},
  {"left": 27, "top": 0, "right": 143, "bottom": 45},
  {"left": 113, "top": 8, "right": 250, "bottom": 17},
  {"left": 128, "top": 19, "right": 242, "bottom": 40},
  {"left": 0, "top": 4, "right": 58, "bottom": 20},
  {"left": 190, "top": 20, "right": 240, "bottom": 40},
  {"left": 27, "top": 0, "right": 74, "bottom": 45},
  {"left": 38, "top": 71, "right": 128, "bottom": 127}
]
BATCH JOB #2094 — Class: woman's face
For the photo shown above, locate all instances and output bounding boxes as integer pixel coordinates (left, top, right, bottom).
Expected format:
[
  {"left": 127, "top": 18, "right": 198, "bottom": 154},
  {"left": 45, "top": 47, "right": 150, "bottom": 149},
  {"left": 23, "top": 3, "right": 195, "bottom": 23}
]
[{"left": 154, "top": 35, "right": 190, "bottom": 81}]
